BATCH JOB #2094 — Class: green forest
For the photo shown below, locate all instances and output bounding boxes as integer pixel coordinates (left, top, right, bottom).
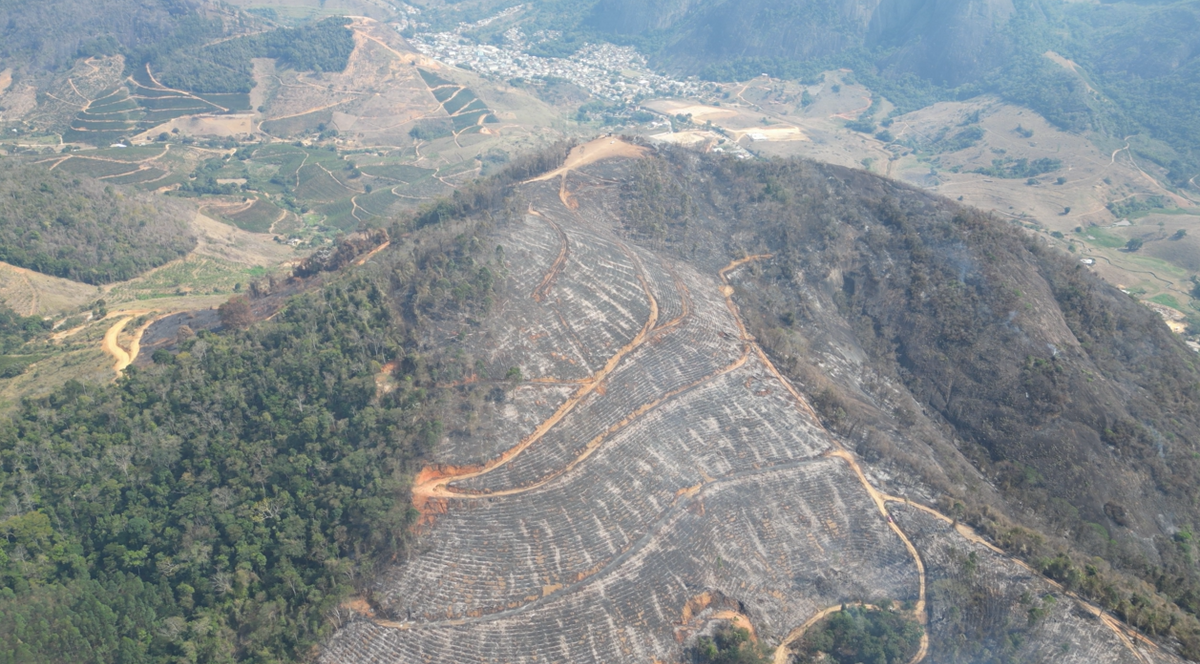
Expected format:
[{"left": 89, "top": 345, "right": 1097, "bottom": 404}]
[
  {"left": 154, "top": 18, "right": 356, "bottom": 94},
  {"left": 688, "top": 624, "right": 769, "bottom": 664},
  {"left": 0, "top": 203, "right": 504, "bottom": 662},
  {"left": 793, "top": 607, "right": 922, "bottom": 664},
  {"left": 0, "top": 160, "right": 195, "bottom": 284}
]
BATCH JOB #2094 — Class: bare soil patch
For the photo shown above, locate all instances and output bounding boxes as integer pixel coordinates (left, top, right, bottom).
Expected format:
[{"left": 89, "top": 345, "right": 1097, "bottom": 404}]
[
  {"left": 528, "top": 136, "right": 647, "bottom": 183},
  {"left": 191, "top": 212, "right": 297, "bottom": 265},
  {"left": 134, "top": 113, "right": 254, "bottom": 141}
]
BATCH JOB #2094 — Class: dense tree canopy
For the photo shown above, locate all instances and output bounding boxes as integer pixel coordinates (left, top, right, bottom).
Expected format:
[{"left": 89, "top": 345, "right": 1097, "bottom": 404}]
[
  {"left": 794, "top": 608, "right": 922, "bottom": 664},
  {"left": 0, "top": 160, "right": 195, "bottom": 284},
  {"left": 155, "top": 18, "right": 356, "bottom": 94},
  {"left": 0, "top": 212, "right": 503, "bottom": 662}
]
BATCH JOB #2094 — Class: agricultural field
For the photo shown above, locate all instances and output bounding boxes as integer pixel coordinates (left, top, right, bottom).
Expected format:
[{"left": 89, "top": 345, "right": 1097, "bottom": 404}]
[{"left": 0, "top": 15, "right": 580, "bottom": 244}]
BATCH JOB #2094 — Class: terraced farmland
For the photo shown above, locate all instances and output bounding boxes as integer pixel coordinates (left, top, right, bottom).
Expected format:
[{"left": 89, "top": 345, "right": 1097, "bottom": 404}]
[
  {"left": 418, "top": 69, "right": 499, "bottom": 138},
  {"left": 61, "top": 65, "right": 252, "bottom": 145}
]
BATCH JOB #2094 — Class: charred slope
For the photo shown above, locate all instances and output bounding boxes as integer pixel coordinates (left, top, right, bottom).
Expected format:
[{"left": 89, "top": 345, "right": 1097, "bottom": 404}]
[
  {"left": 316, "top": 141, "right": 1183, "bottom": 664},
  {"left": 626, "top": 147, "right": 1200, "bottom": 655}
]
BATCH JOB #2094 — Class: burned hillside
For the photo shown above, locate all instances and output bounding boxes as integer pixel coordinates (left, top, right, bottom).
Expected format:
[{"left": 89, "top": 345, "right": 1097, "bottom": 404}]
[
  {"left": 317, "top": 141, "right": 1194, "bottom": 663},
  {"left": 615, "top": 147, "right": 1200, "bottom": 656}
]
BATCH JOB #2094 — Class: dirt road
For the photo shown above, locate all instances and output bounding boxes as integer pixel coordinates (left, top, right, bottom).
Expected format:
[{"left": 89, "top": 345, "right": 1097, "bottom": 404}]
[
  {"left": 101, "top": 311, "right": 160, "bottom": 376},
  {"left": 399, "top": 163, "right": 1158, "bottom": 664}
]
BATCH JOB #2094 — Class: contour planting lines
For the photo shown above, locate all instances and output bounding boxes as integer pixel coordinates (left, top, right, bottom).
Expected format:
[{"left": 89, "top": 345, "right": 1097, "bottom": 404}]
[{"left": 321, "top": 152, "right": 1159, "bottom": 664}]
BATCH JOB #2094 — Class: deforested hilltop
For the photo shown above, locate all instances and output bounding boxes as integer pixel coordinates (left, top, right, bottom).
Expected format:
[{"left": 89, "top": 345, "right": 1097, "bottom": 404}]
[
  {"left": 311, "top": 140, "right": 1195, "bottom": 663},
  {"left": 0, "top": 159, "right": 195, "bottom": 283},
  {"left": 615, "top": 143, "right": 1200, "bottom": 659},
  {"left": 2, "top": 138, "right": 1198, "bottom": 664}
]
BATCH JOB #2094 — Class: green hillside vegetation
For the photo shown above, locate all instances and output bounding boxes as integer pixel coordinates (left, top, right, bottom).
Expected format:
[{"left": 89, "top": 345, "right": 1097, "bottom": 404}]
[
  {"left": 1, "top": 0, "right": 354, "bottom": 146},
  {"left": 415, "top": 71, "right": 499, "bottom": 134},
  {"left": 0, "top": 211, "right": 504, "bottom": 663},
  {"left": 0, "top": 160, "right": 195, "bottom": 284},
  {"left": 0, "top": 302, "right": 51, "bottom": 378},
  {"left": 0, "top": 304, "right": 48, "bottom": 353},
  {"left": 155, "top": 17, "right": 356, "bottom": 94},
  {"left": 794, "top": 607, "right": 922, "bottom": 664},
  {"left": 688, "top": 624, "right": 769, "bottom": 664},
  {"left": 0, "top": 0, "right": 242, "bottom": 74},
  {"left": 0, "top": 0, "right": 353, "bottom": 87}
]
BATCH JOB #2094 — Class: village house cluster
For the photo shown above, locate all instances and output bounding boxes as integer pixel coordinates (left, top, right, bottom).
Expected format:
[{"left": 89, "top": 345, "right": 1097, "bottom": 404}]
[{"left": 403, "top": 6, "right": 707, "bottom": 103}]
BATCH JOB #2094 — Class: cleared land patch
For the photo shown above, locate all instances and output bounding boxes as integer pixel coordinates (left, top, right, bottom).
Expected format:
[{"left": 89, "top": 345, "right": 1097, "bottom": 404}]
[{"left": 317, "top": 153, "right": 1163, "bottom": 664}]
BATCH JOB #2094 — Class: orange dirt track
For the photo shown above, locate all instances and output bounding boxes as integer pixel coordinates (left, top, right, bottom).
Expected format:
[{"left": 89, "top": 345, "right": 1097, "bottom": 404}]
[{"left": 394, "top": 156, "right": 1158, "bottom": 664}]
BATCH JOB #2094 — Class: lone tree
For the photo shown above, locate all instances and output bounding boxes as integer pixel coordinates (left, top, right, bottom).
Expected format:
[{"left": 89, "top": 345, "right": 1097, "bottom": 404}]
[
  {"left": 218, "top": 296, "right": 254, "bottom": 330},
  {"left": 1125, "top": 237, "right": 1145, "bottom": 252}
]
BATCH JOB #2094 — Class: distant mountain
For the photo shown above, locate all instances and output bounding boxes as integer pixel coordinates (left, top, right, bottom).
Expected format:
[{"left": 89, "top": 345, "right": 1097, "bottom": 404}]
[
  {"left": 587, "top": 0, "right": 1016, "bottom": 85},
  {"left": 573, "top": 0, "right": 1200, "bottom": 185},
  {"left": 585, "top": 0, "right": 1012, "bottom": 83}
]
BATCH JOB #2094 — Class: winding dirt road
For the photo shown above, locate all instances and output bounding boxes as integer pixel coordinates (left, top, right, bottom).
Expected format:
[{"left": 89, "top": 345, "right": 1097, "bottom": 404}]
[
  {"left": 398, "top": 179, "right": 1160, "bottom": 663},
  {"left": 101, "top": 312, "right": 160, "bottom": 376},
  {"left": 410, "top": 239, "right": 661, "bottom": 517},
  {"left": 720, "top": 256, "right": 1153, "bottom": 664}
]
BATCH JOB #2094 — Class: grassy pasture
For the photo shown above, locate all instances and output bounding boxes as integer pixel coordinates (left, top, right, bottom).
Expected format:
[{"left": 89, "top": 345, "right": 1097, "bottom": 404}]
[
  {"left": 433, "top": 87, "right": 459, "bottom": 103},
  {"left": 457, "top": 99, "right": 489, "bottom": 116},
  {"left": 419, "top": 69, "right": 455, "bottom": 88},
  {"left": 130, "top": 85, "right": 182, "bottom": 99},
  {"left": 88, "top": 98, "right": 142, "bottom": 114},
  {"left": 261, "top": 110, "right": 335, "bottom": 136},
  {"left": 197, "top": 93, "right": 252, "bottom": 111},
  {"left": 139, "top": 109, "right": 204, "bottom": 124},
  {"left": 69, "top": 118, "right": 136, "bottom": 131},
  {"left": 356, "top": 188, "right": 402, "bottom": 217},
  {"left": 314, "top": 199, "right": 358, "bottom": 230},
  {"left": 443, "top": 91, "right": 479, "bottom": 115},
  {"left": 88, "top": 146, "right": 169, "bottom": 162},
  {"left": 139, "top": 96, "right": 218, "bottom": 111},
  {"left": 62, "top": 130, "right": 125, "bottom": 145},
  {"left": 1077, "top": 226, "right": 1127, "bottom": 249},
  {"left": 107, "top": 256, "right": 276, "bottom": 303},
  {"left": 452, "top": 109, "right": 490, "bottom": 131},
  {"left": 1150, "top": 293, "right": 1182, "bottom": 309}
]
